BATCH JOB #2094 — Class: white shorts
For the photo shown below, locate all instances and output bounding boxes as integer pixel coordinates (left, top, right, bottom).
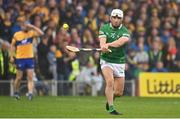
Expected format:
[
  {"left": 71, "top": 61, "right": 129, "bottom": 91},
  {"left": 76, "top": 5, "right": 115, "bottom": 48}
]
[{"left": 100, "top": 59, "right": 125, "bottom": 78}]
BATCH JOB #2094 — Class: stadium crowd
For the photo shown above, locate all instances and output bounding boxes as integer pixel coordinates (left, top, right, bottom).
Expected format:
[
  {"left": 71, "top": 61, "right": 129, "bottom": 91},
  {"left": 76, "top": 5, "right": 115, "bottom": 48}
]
[{"left": 0, "top": 0, "right": 179, "bottom": 85}]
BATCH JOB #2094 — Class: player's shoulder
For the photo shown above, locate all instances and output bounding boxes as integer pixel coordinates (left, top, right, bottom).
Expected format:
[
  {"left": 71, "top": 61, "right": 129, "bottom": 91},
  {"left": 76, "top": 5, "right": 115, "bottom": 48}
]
[
  {"left": 13, "top": 31, "right": 25, "bottom": 39},
  {"left": 14, "top": 31, "right": 23, "bottom": 36},
  {"left": 102, "top": 23, "right": 110, "bottom": 27},
  {"left": 121, "top": 25, "right": 130, "bottom": 33},
  {"left": 121, "top": 25, "right": 129, "bottom": 31},
  {"left": 120, "top": 25, "right": 131, "bottom": 38}
]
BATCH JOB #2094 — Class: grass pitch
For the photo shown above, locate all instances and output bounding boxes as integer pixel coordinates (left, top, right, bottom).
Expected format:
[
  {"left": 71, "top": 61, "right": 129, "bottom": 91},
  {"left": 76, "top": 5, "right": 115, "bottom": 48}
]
[{"left": 0, "top": 96, "right": 179, "bottom": 118}]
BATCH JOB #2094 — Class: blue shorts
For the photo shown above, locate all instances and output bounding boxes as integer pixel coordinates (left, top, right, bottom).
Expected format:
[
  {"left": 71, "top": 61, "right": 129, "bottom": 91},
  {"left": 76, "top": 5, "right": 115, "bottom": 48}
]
[{"left": 15, "top": 58, "right": 34, "bottom": 71}]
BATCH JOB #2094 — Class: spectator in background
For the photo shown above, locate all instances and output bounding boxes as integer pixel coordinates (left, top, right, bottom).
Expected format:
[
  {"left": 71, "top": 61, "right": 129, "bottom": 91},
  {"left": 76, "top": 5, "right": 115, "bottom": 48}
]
[
  {"left": 91, "top": 0, "right": 100, "bottom": 12},
  {"left": 43, "top": 19, "right": 57, "bottom": 44},
  {"left": 103, "top": 0, "right": 113, "bottom": 13},
  {"left": 175, "top": 18, "right": 180, "bottom": 50},
  {"left": 97, "top": 5, "right": 106, "bottom": 27},
  {"left": 37, "top": 36, "right": 50, "bottom": 79},
  {"left": 165, "top": 37, "right": 177, "bottom": 69},
  {"left": 123, "top": 15, "right": 134, "bottom": 34},
  {"left": 133, "top": 42, "right": 150, "bottom": 78},
  {"left": 148, "top": 38, "right": 163, "bottom": 70},
  {"left": 64, "top": 8, "right": 74, "bottom": 28},
  {"left": 126, "top": 48, "right": 136, "bottom": 69},
  {"left": 0, "top": 0, "right": 5, "bottom": 19},
  {"left": 55, "top": 27, "right": 71, "bottom": 45},
  {"left": 82, "top": 28, "right": 94, "bottom": 46},
  {"left": 58, "top": 0, "right": 67, "bottom": 24},
  {"left": 70, "top": 28, "right": 81, "bottom": 48},
  {"left": 73, "top": 6, "right": 84, "bottom": 29},
  {"left": 10, "top": 16, "right": 22, "bottom": 38},
  {"left": 43, "top": 27, "right": 54, "bottom": 46},
  {"left": 31, "top": 0, "right": 49, "bottom": 22},
  {"left": 49, "top": 8, "right": 60, "bottom": 27},
  {"left": 76, "top": 57, "right": 103, "bottom": 96},
  {"left": 171, "top": 54, "right": 180, "bottom": 72},
  {"left": 0, "top": 40, "right": 10, "bottom": 80},
  {"left": 160, "top": 22, "right": 172, "bottom": 44},
  {"left": 48, "top": 0, "right": 57, "bottom": 10},
  {"left": 0, "top": 11, "right": 12, "bottom": 42},
  {"left": 48, "top": 45, "right": 57, "bottom": 80},
  {"left": 32, "top": 15, "right": 42, "bottom": 29},
  {"left": 56, "top": 42, "right": 67, "bottom": 80},
  {"left": 0, "top": 40, "right": 15, "bottom": 95},
  {"left": 84, "top": 9, "right": 98, "bottom": 34},
  {"left": 32, "top": 15, "right": 43, "bottom": 48},
  {"left": 151, "top": 61, "right": 168, "bottom": 72},
  {"left": 134, "top": 20, "right": 146, "bottom": 39},
  {"left": 67, "top": 51, "right": 80, "bottom": 81},
  {"left": 130, "top": 36, "right": 149, "bottom": 52},
  {"left": 133, "top": 42, "right": 149, "bottom": 64},
  {"left": 103, "top": 14, "right": 110, "bottom": 24},
  {"left": 147, "top": 28, "right": 159, "bottom": 46}
]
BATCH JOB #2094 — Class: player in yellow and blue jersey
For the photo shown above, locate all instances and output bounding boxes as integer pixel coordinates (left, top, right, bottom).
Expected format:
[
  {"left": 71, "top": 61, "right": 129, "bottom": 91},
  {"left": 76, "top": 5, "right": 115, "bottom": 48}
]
[{"left": 10, "top": 16, "right": 44, "bottom": 100}]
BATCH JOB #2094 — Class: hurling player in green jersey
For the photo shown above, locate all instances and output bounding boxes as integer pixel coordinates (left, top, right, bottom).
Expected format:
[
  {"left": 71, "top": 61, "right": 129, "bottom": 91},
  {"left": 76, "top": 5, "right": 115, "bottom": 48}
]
[{"left": 99, "top": 9, "right": 130, "bottom": 115}]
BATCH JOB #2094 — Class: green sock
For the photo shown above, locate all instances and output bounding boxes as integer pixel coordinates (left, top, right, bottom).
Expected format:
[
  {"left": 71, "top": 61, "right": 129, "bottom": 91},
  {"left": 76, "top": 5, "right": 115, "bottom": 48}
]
[{"left": 108, "top": 105, "right": 115, "bottom": 112}]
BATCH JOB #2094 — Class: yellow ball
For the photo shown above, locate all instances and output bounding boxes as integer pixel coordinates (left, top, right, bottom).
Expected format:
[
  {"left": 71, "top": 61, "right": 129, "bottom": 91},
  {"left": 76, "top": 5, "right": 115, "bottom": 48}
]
[{"left": 63, "top": 23, "right": 69, "bottom": 30}]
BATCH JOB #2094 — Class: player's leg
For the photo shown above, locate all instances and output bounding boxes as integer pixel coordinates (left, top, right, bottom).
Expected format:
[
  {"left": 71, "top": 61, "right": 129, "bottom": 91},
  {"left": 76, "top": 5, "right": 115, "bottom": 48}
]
[
  {"left": 27, "top": 69, "right": 34, "bottom": 94},
  {"left": 113, "top": 63, "right": 125, "bottom": 99},
  {"left": 26, "top": 69, "right": 34, "bottom": 100},
  {"left": 114, "top": 77, "right": 125, "bottom": 99},
  {"left": 110, "top": 64, "right": 125, "bottom": 114},
  {"left": 14, "top": 69, "right": 23, "bottom": 100},
  {"left": 101, "top": 67, "right": 116, "bottom": 112},
  {"left": 26, "top": 58, "right": 35, "bottom": 100}
]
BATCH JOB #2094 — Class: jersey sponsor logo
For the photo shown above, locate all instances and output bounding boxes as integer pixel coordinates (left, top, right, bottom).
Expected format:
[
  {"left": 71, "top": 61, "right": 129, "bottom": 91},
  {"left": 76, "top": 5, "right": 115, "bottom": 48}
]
[
  {"left": 21, "top": 39, "right": 28, "bottom": 44},
  {"left": 16, "top": 38, "right": 33, "bottom": 46}
]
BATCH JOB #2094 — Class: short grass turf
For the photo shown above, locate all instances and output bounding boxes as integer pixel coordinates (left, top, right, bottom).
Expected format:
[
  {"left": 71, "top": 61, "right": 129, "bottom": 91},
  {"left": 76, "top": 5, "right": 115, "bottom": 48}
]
[{"left": 0, "top": 96, "right": 179, "bottom": 118}]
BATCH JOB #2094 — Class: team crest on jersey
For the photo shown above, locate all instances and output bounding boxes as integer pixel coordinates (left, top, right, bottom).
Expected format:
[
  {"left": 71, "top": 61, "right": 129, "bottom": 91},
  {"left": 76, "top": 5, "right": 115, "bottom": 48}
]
[{"left": 111, "top": 33, "right": 116, "bottom": 38}]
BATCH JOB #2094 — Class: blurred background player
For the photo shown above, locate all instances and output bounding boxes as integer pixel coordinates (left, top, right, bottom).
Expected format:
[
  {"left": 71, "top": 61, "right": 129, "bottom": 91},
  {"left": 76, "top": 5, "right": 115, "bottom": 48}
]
[
  {"left": 10, "top": 16, "right": 44, "bottom": 100},
  {"left": 99, "top": 9, "right": 130, "bottom": 115}
]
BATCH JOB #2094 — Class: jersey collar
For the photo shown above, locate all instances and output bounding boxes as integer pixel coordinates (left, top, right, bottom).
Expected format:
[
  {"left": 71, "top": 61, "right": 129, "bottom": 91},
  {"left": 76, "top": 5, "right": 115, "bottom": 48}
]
[{"left": 110, "top": 23, "right": 122, "bottom": 30}]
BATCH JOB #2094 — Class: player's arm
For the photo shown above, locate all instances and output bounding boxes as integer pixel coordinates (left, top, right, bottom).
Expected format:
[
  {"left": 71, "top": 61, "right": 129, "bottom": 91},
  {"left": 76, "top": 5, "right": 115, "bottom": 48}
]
[
  {"left": 10, "top": 38, "right": 16, "bottom": 63},
  {"left": 107, "top": 36, "right": 130, "bottom": 48},
  {"left": 27, "top": 24, "right": 44, "bottom": 36},
  {"left": 99, "top": 37, "right": 108, "bottom": 52},
  {"left": 99, "top": 27, "right": 111, "bottom": 52}
]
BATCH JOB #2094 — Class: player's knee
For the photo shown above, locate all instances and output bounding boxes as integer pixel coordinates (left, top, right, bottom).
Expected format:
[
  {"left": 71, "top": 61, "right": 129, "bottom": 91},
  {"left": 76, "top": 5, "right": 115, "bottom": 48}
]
[
  {"left": 106, "top": 80, "right": 114, "bottom": 88},
  {"left": 27, "top": 70, "right": 34, "bottom": 80}
]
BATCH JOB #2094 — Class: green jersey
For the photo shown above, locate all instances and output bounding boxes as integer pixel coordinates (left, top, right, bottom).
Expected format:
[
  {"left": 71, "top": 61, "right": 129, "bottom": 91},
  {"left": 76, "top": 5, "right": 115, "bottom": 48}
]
[{"left": 99, "top": 23, "right": 130, "bottom": 64}]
